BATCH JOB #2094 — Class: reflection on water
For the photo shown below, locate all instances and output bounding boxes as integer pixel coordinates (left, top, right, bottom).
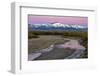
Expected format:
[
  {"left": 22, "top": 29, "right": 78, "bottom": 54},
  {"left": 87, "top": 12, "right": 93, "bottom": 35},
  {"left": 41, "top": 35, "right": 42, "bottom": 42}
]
[{"left": 56, "top": 40, "right": 85, "bottom": 50}]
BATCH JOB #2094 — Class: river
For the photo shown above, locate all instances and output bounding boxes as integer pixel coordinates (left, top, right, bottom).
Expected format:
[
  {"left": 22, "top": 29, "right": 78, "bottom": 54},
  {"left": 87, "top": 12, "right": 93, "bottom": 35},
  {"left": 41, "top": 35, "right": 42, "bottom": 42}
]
[{"left": 28, "top": 39, "right": 86, "bottom": 61}]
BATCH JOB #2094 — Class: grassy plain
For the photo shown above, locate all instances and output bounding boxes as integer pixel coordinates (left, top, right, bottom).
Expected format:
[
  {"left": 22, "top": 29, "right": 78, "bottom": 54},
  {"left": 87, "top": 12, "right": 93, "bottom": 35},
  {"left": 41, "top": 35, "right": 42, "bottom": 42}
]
[{"left": 28, "top": 30, "right": 88, "bottom": 58}]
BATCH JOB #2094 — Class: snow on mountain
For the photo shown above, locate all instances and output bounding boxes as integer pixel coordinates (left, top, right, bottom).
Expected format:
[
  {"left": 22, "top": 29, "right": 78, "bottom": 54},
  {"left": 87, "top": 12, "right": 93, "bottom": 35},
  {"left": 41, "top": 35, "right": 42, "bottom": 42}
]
[
  {"left": 28, "top": 22, "right": 87, "bottom": 30},
  {"left": 52, "top": 23, "right": 66, "bottom": 27}
]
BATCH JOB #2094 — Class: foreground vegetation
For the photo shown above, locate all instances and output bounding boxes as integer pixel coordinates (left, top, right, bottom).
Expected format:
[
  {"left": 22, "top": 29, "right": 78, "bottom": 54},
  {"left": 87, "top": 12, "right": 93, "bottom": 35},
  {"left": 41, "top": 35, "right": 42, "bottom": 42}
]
[
  {"left": 28, "top": 30, "right": 88, "bottom": 58},
  {"left": 28, "top": 30, "right": 87, "bottom": 39}
]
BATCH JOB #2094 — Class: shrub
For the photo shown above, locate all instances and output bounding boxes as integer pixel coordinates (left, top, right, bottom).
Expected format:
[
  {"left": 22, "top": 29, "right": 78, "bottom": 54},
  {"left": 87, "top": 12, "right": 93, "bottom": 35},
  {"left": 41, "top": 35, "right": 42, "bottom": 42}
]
[{"left": 28, "top": 33, "right": 39, "bottom": 39}]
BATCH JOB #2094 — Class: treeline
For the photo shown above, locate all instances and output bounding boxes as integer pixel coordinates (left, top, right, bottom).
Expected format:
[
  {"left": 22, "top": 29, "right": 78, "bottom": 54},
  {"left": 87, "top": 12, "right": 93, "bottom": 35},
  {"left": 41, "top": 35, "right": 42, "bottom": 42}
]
[{"left": 28, "top": 30, "right": 87, "bottom": 39}]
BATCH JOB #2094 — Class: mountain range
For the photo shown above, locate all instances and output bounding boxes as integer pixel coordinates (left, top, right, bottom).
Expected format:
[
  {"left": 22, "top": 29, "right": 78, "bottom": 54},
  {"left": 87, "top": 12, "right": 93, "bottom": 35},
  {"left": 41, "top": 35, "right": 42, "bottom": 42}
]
[{"left": 28, "top": 22, "right": 87, "bottom": 31}]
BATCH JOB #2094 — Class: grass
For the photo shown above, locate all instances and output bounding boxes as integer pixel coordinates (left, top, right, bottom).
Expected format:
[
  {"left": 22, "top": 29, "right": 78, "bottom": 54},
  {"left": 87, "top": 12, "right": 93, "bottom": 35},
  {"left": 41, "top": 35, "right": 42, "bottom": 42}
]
[
  {"left": 28, "top": 30, "right": 87, "bottom": 39},
  {"left": 28, "top": 30, "right": 88, "bottom": 58}
]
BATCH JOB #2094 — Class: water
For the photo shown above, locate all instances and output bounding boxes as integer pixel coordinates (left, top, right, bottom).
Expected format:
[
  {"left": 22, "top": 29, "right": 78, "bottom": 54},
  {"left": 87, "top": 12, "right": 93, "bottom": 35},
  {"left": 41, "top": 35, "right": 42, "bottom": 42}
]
[{"left": 28, "top": 39, "right": 86, "bottom": 61}]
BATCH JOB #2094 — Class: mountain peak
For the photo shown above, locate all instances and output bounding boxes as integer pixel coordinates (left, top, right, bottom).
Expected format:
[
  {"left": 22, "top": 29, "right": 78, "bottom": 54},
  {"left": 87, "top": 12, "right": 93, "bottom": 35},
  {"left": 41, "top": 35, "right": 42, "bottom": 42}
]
[{"left": 52, "top": 22, "right": 65, "bottom": 27}]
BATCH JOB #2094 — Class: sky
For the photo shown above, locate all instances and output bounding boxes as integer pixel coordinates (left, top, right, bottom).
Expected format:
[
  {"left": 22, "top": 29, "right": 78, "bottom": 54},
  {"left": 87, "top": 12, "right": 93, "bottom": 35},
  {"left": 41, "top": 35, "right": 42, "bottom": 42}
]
[{"left": 28, "top": 15, "right": 88, "bottom": 25}]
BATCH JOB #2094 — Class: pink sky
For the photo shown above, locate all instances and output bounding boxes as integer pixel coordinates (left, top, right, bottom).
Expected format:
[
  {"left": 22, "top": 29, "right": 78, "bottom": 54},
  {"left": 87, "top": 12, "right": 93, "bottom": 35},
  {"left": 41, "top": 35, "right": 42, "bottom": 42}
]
[{"left": 28, "top": 15, "right": 88, "bottom": 25}]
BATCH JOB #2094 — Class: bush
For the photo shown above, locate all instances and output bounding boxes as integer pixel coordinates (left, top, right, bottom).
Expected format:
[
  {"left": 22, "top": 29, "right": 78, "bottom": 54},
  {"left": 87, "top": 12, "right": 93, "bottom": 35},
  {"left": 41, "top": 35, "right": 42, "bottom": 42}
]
[{"left": 28, "top": 33, "right": 39, "bottom": 39}]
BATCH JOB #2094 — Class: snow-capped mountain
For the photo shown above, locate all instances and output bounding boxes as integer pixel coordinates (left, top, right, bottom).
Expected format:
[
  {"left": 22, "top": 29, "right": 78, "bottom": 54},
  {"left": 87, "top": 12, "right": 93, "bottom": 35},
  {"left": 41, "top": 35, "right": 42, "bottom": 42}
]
[{"left": 28, "top": 22, "right": 87, "bottom": 30}]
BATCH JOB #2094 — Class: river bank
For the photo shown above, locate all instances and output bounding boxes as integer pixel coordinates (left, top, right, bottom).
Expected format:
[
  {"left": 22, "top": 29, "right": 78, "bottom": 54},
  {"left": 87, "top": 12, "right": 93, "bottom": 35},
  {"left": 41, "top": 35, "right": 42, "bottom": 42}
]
[{"left": 28, "top": 37, "right": 86, "bottom": 61}]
